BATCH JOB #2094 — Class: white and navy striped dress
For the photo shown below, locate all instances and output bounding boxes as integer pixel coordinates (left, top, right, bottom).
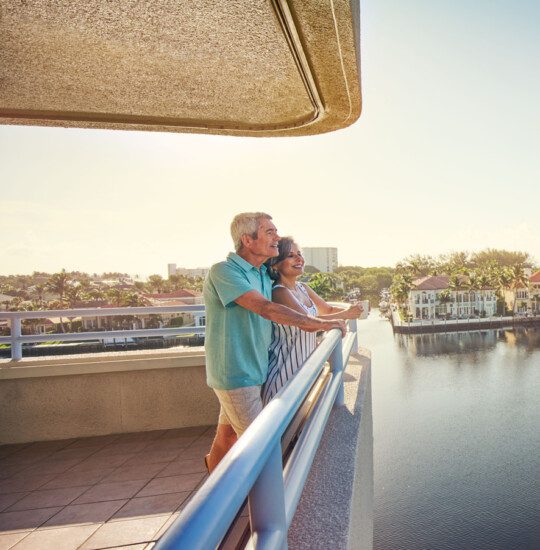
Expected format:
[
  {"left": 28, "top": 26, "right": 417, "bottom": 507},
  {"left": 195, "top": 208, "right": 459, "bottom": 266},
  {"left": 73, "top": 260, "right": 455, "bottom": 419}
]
[{"left": 262, "top": 283, "right": 318, "bottom": 405}]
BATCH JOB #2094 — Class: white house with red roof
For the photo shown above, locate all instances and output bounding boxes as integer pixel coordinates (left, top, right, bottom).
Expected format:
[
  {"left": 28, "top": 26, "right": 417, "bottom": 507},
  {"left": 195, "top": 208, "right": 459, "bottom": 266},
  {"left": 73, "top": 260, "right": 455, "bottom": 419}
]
[
  {"left": 407, "top": 276, "right": 497, "bottom": 320},
  {"left": 503, "top": 269, "right": 540, "bottom": 315}
]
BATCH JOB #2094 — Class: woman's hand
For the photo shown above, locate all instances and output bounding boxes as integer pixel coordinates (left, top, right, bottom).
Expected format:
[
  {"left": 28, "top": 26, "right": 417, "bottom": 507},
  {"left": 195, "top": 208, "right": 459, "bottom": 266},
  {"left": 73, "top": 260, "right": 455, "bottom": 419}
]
[{"left": 341, "top": 303, "right": 364, "bottom": 319}]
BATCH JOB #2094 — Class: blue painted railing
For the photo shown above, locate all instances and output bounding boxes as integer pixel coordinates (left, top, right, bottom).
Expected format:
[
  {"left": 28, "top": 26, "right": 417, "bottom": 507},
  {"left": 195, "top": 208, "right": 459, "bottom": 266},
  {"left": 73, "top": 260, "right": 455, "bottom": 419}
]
[{"left": 155, "top": 319, "right": 358, "bottom": 550}]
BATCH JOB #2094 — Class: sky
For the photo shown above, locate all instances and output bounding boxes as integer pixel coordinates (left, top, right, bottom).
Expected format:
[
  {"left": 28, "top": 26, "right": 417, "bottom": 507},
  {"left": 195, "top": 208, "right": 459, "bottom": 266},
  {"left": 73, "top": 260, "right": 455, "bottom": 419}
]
[{"left": 1, "top": 0, "right": 539, "bottom": 277}]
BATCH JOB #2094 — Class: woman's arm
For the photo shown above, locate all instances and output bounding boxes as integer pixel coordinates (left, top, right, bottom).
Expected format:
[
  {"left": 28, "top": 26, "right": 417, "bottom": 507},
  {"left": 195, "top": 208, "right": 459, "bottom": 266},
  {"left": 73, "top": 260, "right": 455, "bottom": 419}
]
[
  {"left": 271, "top": 287, "right": 306, "bottom": 314},
  {"left": 303, "top": 283, "right": 364, "bottom": 320}
]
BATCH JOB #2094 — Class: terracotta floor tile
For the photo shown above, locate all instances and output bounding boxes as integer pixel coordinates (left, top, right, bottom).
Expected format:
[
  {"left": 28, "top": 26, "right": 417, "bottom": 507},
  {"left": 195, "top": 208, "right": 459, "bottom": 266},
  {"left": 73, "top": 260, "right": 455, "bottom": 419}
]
[
  {"left": 153, "top": 511, "right": 180, "bottom": 540},
  {"left": 79, "top": 515, "right": 170, "bottom": 549},
  {"left": 11, "top": 524, "right": 100, "bottom": 550},
  {"left": 74, "top": 480, "right": 148, "bottom": 505},
  {"left": 40, "top": 468, "right": 116, "bottom": 490},
  {"left": 68, "top": 454, "right": 133, "bottom": 473},
  {"left": 47, "top": 447, "right": 100, "bottom": 462},
  {"left": 0, "top": 452, "right": 53, "bottom": 468},
  {"left": 101, "top": 463, "right": 165, "bottom": 484},
  {"left": 0, "top": 465, "right": 29, "bottom": 481},
  {"left": 0, "top": 444, "right": 30, "bottom": 460},
  {"left": 0, "top": 531, "right": 31, "bottom": 550},
  {"left": 0, "top": 493, "right": 27, "bottom": 514},
  {"left": 156, "top": 458, "right": 207, "bottom": 477},
  {"left": 43, "top": 499, "right": 127, "bottom": 528},
  {"left": 65, "top": 435, "right": 121, "bottom": 450},
  {"left": 8, "top": 486, "right": 90, "bottom": 512},
  {"left": 148, "top": 438, "right": 196, "bottom": 452},
  {"left": 123, "top": 450, "right": 180, "bottom": 466},
  {"left": 25, "top": 440, "right": 75, "bottom": 453},
  {"left": 0, "top": 474, "right": 56, "bottom": 495},
  {"left": 159, "top": 427, "right": 208, "bottom": 439},
  {"left": 92, "top": 441, "right": 153, "bottom": 457},
  {"left": 177, "top": 446, "right": 210, "bottom": 460},
  {"left": 111, "top": 492, "right": 190, "bottom": 521},
  {"left": 136, "top": 474, "right": 205, "bottom": 497},
  {"left": 0, "top": 507, "right": 63, "bottom": 533},
  {"left": 22, "top": 458, "right": 84, "bottom": 477},
  {"left": 116, "top": 430, "right": 165, "bottom": 443}
]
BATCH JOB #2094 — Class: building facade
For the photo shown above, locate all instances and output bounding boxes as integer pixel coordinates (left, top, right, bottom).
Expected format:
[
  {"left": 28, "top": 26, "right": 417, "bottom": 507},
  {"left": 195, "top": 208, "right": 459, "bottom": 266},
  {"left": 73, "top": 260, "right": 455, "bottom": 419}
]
[
  {"left": 302, "top": 247, "right": 338, "bottom": 273},
  {"left": 503, "top": 269, "right": 540, "bottom": 315},
  {"left": 407, "top": 276, "right": 497, "bottom": 320}
]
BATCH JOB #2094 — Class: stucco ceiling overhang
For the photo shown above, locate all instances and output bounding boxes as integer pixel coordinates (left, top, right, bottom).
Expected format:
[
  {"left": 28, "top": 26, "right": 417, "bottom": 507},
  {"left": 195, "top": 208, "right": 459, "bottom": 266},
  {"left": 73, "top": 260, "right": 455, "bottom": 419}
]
[{"left": 0, "top": 0, "right": 361, "bottom": 136}]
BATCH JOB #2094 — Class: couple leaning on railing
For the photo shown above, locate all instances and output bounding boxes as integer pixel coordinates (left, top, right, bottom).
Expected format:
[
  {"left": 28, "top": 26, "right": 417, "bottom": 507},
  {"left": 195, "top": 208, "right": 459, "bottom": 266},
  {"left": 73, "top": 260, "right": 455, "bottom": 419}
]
[{"left": 202, "top": 212, "right": 364, "bottom": 472}]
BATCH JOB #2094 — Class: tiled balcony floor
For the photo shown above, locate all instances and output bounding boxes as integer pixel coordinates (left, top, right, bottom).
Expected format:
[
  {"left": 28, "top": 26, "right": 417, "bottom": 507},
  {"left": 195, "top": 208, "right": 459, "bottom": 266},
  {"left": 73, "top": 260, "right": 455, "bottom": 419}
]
[{"left": 0, "top": 426, "right": 213, "bottom": 549}]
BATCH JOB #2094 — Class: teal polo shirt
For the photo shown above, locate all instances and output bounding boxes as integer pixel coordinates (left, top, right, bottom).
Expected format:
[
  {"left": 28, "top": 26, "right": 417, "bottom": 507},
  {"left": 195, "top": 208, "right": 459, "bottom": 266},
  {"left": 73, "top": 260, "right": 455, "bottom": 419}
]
[{"left": 203, "top": 252, "right": 273, "bottom": 390}]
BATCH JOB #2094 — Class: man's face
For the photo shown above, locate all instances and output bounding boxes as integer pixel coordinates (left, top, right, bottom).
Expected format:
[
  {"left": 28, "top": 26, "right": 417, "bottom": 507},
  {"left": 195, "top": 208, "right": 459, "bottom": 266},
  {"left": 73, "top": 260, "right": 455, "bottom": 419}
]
[{"left": 247, "top": 218, "right": 280, "bottom": 259}]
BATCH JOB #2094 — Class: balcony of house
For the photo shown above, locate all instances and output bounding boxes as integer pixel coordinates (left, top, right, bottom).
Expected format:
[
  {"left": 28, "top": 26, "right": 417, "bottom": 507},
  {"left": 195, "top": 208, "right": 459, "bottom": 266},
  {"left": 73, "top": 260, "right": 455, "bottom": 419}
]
[{"left": 0, "top": 305, "right": 373, "bottom": 549}]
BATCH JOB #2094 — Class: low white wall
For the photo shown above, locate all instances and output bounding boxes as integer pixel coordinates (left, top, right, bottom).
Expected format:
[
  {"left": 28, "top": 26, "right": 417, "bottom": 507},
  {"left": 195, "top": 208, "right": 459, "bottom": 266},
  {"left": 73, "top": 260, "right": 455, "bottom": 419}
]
[{"left": 0, "top": 351, "right": 219, "bottom": 444}]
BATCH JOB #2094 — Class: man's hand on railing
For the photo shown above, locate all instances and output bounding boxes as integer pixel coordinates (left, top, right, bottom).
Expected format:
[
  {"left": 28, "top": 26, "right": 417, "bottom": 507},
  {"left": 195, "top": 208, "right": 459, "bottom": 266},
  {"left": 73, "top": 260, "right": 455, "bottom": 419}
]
[{"left": 321, "top": 319, "right": 347, "bottom": 338}]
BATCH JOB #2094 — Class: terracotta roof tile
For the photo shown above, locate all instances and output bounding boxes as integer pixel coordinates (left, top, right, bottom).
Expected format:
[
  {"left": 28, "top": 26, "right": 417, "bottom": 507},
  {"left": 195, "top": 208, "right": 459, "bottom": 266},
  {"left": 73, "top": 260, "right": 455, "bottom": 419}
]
[{"left": 411, "top": 276, "right": 450, "bottom": 290}]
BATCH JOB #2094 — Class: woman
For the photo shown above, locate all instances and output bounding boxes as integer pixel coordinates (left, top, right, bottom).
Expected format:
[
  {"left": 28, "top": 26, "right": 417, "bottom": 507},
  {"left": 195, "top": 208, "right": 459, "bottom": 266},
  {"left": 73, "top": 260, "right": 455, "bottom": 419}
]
[{"left": 261, "top": 237, "right": 363, "bottom": 404}]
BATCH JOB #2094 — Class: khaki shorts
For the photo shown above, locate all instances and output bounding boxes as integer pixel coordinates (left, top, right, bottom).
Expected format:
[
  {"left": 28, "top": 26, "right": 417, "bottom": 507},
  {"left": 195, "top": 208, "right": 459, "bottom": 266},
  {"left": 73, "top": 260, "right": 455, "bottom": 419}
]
[{"left": 214, "top": 385, "right": 263, "bottom": 437}]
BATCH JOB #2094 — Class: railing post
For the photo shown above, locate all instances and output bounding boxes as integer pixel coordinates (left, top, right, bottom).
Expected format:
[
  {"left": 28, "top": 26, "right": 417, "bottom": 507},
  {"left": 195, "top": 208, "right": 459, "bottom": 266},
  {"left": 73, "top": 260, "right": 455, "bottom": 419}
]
[
  {"left": 248, "top": 442, "right": 287, "bottom": 550},
  {"left": 349, "top": 318, "right": 359, "bottom": 354},
  {"left": 11, "top": 316, "right": 22, "bottom": 361},
  {"left": 329, "top": 336, "right": 344, "bottom": 407}
]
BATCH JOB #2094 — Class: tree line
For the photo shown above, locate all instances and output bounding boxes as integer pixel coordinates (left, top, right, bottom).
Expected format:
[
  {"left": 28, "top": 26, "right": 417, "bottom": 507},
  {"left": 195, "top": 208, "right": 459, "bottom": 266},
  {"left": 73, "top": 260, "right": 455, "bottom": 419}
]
[
  {"left": 389, "top": 249, "right": 538, "bottom": 315},
  {"left": 0, "top": 271, "right": 204, "bottom": 312}
]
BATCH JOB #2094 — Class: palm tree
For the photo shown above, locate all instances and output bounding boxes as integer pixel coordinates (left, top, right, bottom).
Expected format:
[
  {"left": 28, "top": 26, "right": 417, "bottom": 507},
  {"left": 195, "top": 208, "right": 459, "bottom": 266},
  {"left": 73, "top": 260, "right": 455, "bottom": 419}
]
[
  {"left": 390, "top": 274, "right": 412, "bottom": 319},
  {"left": 147, "top": 275, "right": 166, "bottom": 294},
  {"left": 507, "top": 265, "right": 529, "bottom": 313},
  {"left": 45, "top": 270, "right": 70, "bottom": 305},
  {"left": 45, "top": 271, "right": 73, "bottom": 332},
  {"left": 438, "top": 289, "right": 452, "bottom": 318}
]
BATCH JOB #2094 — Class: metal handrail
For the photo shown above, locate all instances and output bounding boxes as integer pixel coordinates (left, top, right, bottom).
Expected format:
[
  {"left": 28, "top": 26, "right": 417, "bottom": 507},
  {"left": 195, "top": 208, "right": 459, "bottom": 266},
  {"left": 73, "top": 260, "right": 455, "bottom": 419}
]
[
  {"left": 156, "top": 320, "right": 358, "bottom": 550},
  {"left": 0, "top": 305, "right": 205, "bottom": 360}
]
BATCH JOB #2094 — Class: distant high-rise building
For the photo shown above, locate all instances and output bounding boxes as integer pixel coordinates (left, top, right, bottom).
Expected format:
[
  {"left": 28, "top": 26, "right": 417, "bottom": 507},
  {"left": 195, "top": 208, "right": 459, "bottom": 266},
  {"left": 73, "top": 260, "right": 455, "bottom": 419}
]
[
  {"left": 176, "top": 267, "right": 209, "bottom": 278},
  {"left": 302, "top": 247, "right": 338, "bottom": 273},
  {"left": 167, "top": 264, "right": 209, "bottom": 278}
]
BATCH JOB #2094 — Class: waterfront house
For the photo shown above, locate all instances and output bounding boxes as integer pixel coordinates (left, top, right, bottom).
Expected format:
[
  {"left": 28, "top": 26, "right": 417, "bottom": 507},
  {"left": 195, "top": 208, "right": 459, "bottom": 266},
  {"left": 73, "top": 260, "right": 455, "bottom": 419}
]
[
  {"left": 408, "top": 276, "right": 497, "bottom": 320},
  {"left": 503, "top": 269, "right": 540, "bottom": 315}
]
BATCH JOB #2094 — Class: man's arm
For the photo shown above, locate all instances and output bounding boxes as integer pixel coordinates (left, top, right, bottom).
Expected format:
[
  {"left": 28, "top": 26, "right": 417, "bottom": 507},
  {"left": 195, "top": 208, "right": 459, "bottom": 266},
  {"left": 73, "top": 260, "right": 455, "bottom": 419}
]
[{"left": 235, "top": 290, "right": 346, "bottom": 337}]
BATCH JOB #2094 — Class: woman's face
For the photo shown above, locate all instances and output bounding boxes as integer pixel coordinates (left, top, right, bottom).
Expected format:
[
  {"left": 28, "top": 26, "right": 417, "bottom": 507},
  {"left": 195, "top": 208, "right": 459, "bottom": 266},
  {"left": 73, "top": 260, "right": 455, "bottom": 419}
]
[{"left": 276, "top": 242, "right": 305, "bottom": 278}]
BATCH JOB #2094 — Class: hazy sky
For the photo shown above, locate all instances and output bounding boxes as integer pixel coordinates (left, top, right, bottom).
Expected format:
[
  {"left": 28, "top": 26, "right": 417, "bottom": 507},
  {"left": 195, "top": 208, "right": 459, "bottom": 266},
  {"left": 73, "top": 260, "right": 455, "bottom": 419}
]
[{"left": 1, "top": 0, "right": 539, "bottom": 277}]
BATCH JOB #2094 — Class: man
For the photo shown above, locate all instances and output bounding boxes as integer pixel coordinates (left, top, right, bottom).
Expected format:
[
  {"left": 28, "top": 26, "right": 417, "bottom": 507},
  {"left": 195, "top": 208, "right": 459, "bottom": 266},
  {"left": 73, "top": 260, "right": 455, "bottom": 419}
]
[{"left": 204, "top": 212, "right": 346, "bottom": 471}]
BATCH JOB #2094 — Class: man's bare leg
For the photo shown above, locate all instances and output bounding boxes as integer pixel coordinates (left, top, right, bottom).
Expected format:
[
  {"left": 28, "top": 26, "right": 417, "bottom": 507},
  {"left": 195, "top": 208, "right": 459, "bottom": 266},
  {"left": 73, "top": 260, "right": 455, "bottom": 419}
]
[{"left": 205, "top": 424, "right": 237, "bottom": 473}]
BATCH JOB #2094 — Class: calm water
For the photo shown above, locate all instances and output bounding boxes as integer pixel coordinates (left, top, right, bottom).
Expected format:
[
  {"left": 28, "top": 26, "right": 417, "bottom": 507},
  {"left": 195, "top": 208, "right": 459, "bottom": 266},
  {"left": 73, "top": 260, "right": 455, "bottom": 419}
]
[{"left": 362, "top": 311, "right": 540, "bottom": 550}]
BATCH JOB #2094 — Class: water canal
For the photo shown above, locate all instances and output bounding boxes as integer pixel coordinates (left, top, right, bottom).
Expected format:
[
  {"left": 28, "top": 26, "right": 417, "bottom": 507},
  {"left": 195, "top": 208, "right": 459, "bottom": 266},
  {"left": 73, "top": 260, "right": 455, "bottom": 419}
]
[{"left": 362, "top": 311, "right": 540, "bottom": 550}]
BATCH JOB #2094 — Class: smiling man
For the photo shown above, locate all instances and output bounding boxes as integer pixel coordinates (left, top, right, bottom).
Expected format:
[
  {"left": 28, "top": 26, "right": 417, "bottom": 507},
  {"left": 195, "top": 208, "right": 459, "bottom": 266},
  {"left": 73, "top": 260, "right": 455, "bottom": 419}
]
[{"left": 203, "top": 212, "right": 346, "bottom": 471}]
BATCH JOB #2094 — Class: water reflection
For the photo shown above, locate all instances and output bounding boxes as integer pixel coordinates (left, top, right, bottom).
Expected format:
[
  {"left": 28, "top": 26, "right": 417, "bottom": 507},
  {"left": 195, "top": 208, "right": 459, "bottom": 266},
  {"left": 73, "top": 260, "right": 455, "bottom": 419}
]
[
  {"left": 366, "top": 315, "right": 540, "bottom": 550},
  {"left": 396, "top": 327, "right": 540, "bottom": 358}
]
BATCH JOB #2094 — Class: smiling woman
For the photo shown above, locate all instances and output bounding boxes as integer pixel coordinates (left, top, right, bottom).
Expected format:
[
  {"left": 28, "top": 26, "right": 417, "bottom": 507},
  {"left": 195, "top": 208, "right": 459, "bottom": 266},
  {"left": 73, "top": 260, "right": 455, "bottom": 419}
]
[{"left": 262, "top": 236, "right": 363, "bottom": 403}]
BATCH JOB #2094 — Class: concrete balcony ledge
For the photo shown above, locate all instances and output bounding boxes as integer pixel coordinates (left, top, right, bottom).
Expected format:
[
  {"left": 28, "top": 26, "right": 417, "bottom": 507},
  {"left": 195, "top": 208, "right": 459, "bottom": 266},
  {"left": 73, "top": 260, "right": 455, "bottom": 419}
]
[
  {"left": 0, "top": 347, "right": 205, "bottom": 379},
  {"left": 0, "top": 348, "right": 216, "bottom": 445},
  {"left": 289, "top": 348, "right": 373, "bottom": 549}
]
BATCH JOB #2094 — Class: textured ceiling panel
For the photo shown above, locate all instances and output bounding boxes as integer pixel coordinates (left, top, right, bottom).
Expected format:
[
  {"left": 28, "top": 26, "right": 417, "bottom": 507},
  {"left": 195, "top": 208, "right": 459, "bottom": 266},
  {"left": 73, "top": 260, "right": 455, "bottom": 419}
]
[{"left": 0, "top": 0, "right": 361, "bottom": 136}]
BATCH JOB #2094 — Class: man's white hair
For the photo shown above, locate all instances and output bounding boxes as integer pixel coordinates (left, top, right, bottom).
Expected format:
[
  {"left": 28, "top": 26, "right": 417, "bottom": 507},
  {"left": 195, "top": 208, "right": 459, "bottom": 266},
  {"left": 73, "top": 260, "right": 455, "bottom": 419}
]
[{"left": 230, "top": 212, "right": 273, "bottom": 252}]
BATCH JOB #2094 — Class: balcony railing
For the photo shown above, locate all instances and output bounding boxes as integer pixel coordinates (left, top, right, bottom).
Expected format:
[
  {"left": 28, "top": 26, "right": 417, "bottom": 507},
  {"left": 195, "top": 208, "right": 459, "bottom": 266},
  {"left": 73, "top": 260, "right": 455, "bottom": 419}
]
[
  {"left": 0, "top": 305, "right": 205, "bottom": 360},
  {"left": 156, "top": 320, "right": 359, "bottom": 550}
]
